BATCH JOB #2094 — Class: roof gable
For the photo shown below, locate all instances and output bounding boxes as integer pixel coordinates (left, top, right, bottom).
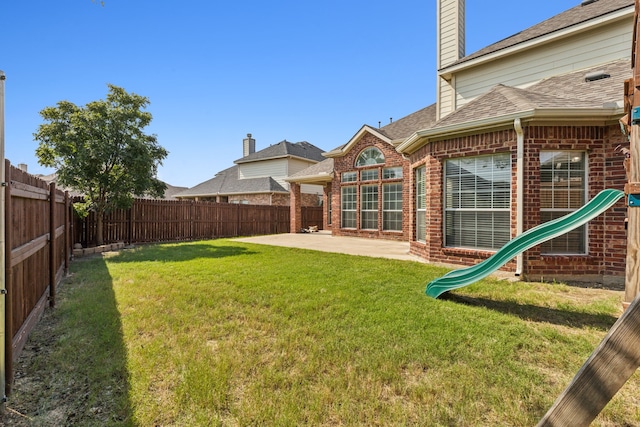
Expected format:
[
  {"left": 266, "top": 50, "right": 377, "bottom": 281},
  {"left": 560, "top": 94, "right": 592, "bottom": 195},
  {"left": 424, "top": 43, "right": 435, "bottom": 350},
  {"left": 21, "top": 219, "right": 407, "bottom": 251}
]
[
  {"left": 448, "top": 0, "right": 633, "bottom": 69},
  {"left": 324, "top": 105, "right": 437, "bottom": 158},
  {"left": 323, "top": 125, "right": 392, "bottom": 158},
  {"left": 235, "top": 140, "right": 325, "bottom": 164}
]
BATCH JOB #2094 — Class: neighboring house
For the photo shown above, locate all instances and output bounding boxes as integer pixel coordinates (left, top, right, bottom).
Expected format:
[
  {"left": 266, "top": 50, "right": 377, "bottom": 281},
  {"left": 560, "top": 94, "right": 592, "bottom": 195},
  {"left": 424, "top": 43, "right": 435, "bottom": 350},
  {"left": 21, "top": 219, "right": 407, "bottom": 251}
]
[
  {"left": 176, "top": 134, "right": 325, "bottom": 207},
  {"left": 289, "top": 0, "right": 633, "bottom": 284},
  {"left": 34, "top": 169, "right": 187, "bottom": 200}
]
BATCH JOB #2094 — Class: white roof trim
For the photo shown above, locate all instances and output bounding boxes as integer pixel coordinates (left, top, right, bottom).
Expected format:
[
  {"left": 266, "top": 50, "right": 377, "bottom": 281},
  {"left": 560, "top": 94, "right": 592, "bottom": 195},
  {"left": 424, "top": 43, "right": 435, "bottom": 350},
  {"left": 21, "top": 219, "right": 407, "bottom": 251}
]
[
  {"left": 323, "top": 125, "right": 393, "bottom": 158},
  {"left": 439, "top": 6, "right": 633, "bottom": 78},
  {"left": 285, "top": 172, "right": 334, "bottom": 184},
  {"left": 397, "top": 106, "right": 624, "bottom": 154}
]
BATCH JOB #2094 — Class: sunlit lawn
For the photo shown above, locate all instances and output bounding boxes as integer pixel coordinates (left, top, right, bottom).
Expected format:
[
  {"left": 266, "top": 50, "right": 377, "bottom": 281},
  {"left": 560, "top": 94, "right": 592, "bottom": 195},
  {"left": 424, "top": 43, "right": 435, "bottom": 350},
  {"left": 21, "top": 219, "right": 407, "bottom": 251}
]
[{"left": 9, "top": 239, "right": 640, "bottom": 426}]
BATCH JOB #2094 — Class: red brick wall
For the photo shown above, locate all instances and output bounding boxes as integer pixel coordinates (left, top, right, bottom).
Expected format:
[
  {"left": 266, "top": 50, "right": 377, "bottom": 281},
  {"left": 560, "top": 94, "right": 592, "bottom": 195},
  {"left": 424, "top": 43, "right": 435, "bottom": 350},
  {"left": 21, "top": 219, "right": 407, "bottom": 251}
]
[
  {"left": 520, "top": 125, "right": 627, "bottom": 282},
  {"left": 408, "top": 124, "right": 627, "bottom": 283},
  {"left": 331, "top": 133, "right": 410, "bottom": 241},
  {"left": 290, "top": 183, "right": 302, "bottom": 233},
  {"left": 323, "top": 183, "right": 332, "bottom": 231},
  {"left": 228, "top": 192, "right": 320, "bottom": 207}
]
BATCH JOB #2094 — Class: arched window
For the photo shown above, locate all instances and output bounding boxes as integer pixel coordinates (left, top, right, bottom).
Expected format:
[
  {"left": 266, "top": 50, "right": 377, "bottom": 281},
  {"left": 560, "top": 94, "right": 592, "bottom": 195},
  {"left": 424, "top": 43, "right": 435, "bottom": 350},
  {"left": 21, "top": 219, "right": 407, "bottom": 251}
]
[{"left": 355, "top": 147, "right": 385, "bottom": 167}]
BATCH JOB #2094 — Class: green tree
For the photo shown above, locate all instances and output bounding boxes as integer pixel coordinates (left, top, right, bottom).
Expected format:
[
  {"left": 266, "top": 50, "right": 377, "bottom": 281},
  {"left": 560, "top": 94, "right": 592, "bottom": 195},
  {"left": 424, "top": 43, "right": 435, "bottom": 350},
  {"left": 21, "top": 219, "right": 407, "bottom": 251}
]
[{"left": 34, "top": 84, "right": 168, "bottom": 246}]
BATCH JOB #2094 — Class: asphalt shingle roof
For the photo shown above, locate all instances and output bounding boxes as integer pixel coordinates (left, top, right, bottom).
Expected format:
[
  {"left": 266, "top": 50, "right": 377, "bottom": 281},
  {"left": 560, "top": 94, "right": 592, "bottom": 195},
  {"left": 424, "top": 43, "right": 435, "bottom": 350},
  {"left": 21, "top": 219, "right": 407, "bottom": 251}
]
[
  {"left": 377, "top": 104, "right": 438, "bottom": 140},
  {"left": 287, "top": 158, "right": 334, "bottom": 179},
  {"left": 448, "top": 0, "right": 634, "bottom": 68},
  {"left": 174, "top": 165, "right": 288, "bottom": 198},
  {"left": 235, "top": 140, "right": 325, "bottom": 164},
  {"left": 432, "top": 59, "right": 630, "bottom": 129}
]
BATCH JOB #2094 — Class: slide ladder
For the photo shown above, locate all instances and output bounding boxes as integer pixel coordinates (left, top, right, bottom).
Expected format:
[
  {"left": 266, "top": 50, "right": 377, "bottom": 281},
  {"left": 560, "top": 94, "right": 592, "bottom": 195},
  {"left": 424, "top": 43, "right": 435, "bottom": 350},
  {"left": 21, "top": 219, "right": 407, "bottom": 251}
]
[{"left": 426, "top": 188, "right": 625, "bottom": 299}]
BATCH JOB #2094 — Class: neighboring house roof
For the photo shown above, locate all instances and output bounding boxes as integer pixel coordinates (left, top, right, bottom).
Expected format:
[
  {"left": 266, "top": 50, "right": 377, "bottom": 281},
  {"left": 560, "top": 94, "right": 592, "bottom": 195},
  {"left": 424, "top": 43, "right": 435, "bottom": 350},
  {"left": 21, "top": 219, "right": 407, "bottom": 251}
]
[
  {"left": 176, "top": 138, "right": 326, "bottom": 198},
  {"left": 235, "top": 140, "right": 325, "bottom": 164},
  {"left": 446, "top": 0, "right": 633, "bottom": 70},
  {"left": 174, "top": 165, "right": 288, "bottom": 198},
  {"left": 140, "top": 182, "right": 188, "bottom": 200},
  {"left": 398, "top": 59, "right": 629, "bottom": 153},
  {"left": 285, "top": 158, "right": 334, "bottom": 184},
  {"left": 37, "top": 172, "right": 185, "bottom": 200}
]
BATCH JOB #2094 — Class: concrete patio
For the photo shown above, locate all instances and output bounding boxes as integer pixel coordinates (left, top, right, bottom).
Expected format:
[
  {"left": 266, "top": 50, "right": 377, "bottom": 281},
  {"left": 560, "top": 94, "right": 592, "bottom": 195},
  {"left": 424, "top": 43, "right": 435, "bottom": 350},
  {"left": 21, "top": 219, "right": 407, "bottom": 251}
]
[{"left": 235, "top": 231, "right": 426, "bottom": 263}]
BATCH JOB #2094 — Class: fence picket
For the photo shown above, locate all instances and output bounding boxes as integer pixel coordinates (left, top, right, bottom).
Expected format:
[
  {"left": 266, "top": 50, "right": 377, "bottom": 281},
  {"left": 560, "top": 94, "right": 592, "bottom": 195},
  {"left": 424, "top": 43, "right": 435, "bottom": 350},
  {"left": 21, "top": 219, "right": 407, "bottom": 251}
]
[{"left": 73, "top": 198, "right": 321, "bottom": 246}]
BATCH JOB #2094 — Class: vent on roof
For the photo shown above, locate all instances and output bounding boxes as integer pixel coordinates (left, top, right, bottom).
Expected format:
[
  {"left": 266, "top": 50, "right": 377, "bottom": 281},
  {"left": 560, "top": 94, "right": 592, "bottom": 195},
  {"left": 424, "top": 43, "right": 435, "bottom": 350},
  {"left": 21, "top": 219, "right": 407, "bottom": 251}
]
[
  {"left": 584, "top": 70, "right": 610, "bottom": 82},
  {"left": 581, "top": 0, "right": 598, "bottom": 6}
]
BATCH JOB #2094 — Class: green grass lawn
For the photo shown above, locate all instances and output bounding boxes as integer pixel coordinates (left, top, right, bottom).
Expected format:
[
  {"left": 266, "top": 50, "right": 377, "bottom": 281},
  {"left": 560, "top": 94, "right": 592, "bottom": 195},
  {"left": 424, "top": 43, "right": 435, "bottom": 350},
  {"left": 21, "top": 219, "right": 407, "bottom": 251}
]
[{"left": 8, "top": 239, "right": 640, "bottom": 426}]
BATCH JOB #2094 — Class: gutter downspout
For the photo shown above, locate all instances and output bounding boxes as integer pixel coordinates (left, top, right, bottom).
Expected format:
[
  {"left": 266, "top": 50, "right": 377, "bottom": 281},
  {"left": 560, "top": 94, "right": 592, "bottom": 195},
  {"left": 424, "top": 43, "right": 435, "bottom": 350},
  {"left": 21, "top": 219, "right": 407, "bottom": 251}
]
[{"left": 514, "top": 118, "right": 524, "bottom": 276}]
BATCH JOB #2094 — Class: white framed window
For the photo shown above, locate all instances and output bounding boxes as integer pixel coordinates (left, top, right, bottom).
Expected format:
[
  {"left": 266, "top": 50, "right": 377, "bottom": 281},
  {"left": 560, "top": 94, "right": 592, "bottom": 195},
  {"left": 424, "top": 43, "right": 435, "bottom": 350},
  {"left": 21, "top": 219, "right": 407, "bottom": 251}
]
[
  {"left": 360, "top": 185, "right": 378, "bottom": 230},
  {"left": 540, "top": 151, "right": 587, "bottom": 254},
  {"left": 341, "top": 186, "right": 357, "bottom": 228},
  {"left": 383, "top": 183, "right": 402, "bottom": 231},
  {"left": 342, "top": 171, "right": 357, "bottom": 182},
  {"left": 444, "top": 154, "right": 511, "bottom": 250},
  {"left": 360, "top": 169, "right": 379, "bottom": 181},
  {"left": 415, "top": 166, "right": 426, "bottom": 242},
  {"left": 356, "top": 147, "right": 385, "bottom": 166},
  {"left": 383, "top": 167, "right": 403, "bottom": 179}
]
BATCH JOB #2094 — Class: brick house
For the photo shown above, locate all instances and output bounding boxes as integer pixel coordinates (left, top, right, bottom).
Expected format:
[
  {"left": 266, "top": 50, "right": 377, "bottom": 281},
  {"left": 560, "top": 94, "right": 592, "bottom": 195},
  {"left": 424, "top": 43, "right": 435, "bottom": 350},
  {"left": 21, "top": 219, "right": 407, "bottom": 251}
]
[
  {"left": 176, "top": 134, "right": 325, "bottom": 207},
  {"left": 288, "top": 0, "right": 633, "bottom": 284}
]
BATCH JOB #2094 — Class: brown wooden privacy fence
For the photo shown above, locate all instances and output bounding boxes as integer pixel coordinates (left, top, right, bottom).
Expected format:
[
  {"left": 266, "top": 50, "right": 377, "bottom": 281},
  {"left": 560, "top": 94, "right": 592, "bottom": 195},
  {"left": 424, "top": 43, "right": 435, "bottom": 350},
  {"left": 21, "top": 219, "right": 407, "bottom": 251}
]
[
  {"left": 1, "top": 163, "right": 322, "bottom": 396},
  {"left": 74, "top": 198, "right": 323, "bottom": 247},
  {"left": 4, "top": 160, "right": 70, "bottom": 396}
]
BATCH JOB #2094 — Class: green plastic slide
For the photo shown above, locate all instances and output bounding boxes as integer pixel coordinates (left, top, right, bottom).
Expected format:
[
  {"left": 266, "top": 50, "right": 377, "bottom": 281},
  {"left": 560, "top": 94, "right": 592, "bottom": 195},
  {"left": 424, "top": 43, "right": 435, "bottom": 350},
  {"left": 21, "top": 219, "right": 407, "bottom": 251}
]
[{"left": 426, "top": 188, "right": 625, "bottom": 299}]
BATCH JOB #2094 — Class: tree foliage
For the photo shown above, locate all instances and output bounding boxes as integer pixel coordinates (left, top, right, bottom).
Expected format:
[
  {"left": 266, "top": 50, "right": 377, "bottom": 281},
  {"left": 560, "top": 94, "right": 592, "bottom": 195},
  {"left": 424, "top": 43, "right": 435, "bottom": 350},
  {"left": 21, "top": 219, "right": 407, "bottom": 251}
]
[{"left": 34, "top": 84, "right": 168, "bottom": 245}]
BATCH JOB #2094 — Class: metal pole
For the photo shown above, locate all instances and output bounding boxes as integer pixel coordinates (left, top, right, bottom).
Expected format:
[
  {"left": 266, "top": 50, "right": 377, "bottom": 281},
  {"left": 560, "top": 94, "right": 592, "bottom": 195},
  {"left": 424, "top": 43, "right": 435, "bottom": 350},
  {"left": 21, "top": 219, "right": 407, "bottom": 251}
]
[{"left": 0, "top": 70, "right": 8, "bottom": 404}]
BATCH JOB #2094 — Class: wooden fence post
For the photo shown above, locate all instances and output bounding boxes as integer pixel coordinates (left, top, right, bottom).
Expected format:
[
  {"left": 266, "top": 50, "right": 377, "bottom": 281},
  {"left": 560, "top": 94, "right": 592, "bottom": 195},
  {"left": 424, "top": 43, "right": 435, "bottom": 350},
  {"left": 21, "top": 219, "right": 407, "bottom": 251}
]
[
  {"left": 189, "top": 200, "right": 194, "bottom": 241},
  {"left": 4, "top": 159, "right": 12, "bottom": 396},
  {"left": 127, "top": 206, "right": 132, "bottom": 245},
  {"left": 64, "top": 192, "right": 69, "bottom": 275},
  {"left": 49, "top": 182, "right": 56, "bottom": 308}
]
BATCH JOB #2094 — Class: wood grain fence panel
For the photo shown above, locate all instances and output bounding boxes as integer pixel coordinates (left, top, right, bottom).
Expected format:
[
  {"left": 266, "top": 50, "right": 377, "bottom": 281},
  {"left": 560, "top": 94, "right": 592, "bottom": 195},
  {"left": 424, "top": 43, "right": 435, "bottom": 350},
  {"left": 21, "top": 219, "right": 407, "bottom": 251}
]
[
  {"left": 0, "top": 162, "right": 72, "bottom": 395},
  {"left": 302, "top": 206, "right": 323, "bottom": 230},
  {"left": 72, "top": 198, "right": 306, "bottom": 246}
]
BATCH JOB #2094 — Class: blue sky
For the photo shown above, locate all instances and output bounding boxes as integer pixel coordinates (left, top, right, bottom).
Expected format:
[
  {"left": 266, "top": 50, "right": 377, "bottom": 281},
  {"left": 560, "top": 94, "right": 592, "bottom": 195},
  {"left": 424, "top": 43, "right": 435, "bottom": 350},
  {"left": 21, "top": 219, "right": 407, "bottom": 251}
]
[{"left": 3, "top": 0, "right": 580, "bottom": 188}]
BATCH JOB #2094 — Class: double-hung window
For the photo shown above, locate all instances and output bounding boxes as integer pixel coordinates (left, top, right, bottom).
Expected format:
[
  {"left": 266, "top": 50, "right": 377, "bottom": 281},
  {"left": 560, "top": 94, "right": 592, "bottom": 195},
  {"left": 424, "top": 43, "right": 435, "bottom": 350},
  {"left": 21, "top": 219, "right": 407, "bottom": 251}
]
[
  {"left": 415, "top": 166, "right": 426, "bottom": 242},
  {"left": 341, "top": 186, "right": 357, "bottom": 228},
  {"left": 383, "top": 183, "right": 402, "bottom": 231},
  {"left": 360, "top": 185, "right": 378, "bottom": 230},
  {"left": 539, "top": 151, "right": 586, "bottom": 254},
  {"left": 444, "top": 154, "right": 511, "bottom": 250}
]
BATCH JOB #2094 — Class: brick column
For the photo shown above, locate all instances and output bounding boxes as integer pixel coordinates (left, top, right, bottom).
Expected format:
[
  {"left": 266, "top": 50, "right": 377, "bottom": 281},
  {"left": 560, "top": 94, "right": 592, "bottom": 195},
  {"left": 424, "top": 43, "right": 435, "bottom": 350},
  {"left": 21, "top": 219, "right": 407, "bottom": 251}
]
[
  {"left": 323, "top": 182, "right": 332, "bottom": 230},
  {"left": 290, "top": 182, "right": 302, "bottom": 233}
]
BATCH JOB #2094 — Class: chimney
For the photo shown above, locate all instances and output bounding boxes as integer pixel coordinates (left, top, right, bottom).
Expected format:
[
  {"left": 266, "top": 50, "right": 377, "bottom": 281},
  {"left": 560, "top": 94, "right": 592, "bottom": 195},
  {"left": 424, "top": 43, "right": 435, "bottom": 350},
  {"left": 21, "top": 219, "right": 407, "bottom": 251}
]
[
  {"left": 17, "top": 163, "right": 27, "bottom": 172},
  {"left": 243, "top": 133, "right": 255, "bottom": 157},
  {"left": 437, "top": 0, "right": 465, "bottom": 120},
  {"left": 437, "top": 0, "right": 465, "bottom": 69}
]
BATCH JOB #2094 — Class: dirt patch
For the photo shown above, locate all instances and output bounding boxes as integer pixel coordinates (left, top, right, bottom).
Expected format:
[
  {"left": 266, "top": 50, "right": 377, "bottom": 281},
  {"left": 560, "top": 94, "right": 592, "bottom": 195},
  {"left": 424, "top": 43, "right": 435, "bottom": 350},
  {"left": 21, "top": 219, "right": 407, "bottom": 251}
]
[{"left": 0, "top": 307, "right": 59, "bottom": 426}]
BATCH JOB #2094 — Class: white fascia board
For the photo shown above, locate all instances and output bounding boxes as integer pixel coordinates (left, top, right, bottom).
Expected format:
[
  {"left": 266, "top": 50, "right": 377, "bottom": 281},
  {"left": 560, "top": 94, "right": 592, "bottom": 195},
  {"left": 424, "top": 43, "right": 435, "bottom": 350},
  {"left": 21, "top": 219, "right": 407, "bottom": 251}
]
[
  {"left": 439, "top": 7, "right": 633, "bottom": 78},
  {"left": 284, "top": 172, "right": 334, "bottom": 184},
  {"left": 323, "top": 125, "right": 392, "bottom": 158},
  {"left": 397, "top": 107, "right": 624, "bottom": 154}
]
